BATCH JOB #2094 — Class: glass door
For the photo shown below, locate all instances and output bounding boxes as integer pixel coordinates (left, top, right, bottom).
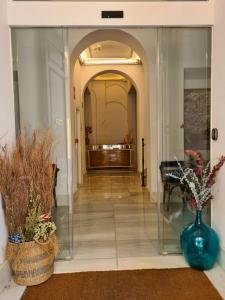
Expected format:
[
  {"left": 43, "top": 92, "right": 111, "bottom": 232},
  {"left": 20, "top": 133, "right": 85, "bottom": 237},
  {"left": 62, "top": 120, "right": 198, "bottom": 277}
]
[
  {"left": 11, "top": 28, "right": 73, "bottom": 259},
  {"left": 158, "top": 27, "right": 211, "bottom": 254}
]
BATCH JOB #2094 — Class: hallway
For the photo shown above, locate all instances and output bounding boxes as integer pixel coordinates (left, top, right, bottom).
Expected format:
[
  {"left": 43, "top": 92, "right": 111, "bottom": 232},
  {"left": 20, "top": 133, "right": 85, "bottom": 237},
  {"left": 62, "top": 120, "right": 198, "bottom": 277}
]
[
  {"left": 74, "top": 171, "right": 158, "bottom": 262},
  {"left": 54, "top": 171, "right": 187, "bottom": 273}
]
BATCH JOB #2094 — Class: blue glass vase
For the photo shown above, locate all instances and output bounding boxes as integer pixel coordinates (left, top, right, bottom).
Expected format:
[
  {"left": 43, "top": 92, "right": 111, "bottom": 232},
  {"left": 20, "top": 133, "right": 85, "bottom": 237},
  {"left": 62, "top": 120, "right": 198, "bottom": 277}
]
[{"left": 180, "top": 210, "right": 220, "bottom": 270}]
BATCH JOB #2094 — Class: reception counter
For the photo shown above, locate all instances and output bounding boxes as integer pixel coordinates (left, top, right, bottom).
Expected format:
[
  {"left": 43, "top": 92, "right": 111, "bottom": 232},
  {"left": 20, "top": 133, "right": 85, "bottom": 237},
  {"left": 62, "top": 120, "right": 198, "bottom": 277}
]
[{"left": 87, "top": 144, "right": 135, "bottom": 169}]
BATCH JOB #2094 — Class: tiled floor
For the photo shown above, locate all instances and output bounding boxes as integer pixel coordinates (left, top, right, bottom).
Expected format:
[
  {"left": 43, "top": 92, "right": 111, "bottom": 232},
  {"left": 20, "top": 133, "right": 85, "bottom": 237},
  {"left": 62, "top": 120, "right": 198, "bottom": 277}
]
[
  {"left": 74, "top": 171, "right": 159, "bottom": 265},
  {"left": 54, "top": 170, "right": 179, "bottom": 268},
  {"left": 54, "top": 170, "right": 181, "bottom": 260}
]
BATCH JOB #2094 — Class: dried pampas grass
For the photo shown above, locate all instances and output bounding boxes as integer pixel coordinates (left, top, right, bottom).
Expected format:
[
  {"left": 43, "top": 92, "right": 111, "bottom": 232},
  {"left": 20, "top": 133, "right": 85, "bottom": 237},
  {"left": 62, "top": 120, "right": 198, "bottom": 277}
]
[{"left": 0, "top": 130, "right": 54, "bottom": 234}]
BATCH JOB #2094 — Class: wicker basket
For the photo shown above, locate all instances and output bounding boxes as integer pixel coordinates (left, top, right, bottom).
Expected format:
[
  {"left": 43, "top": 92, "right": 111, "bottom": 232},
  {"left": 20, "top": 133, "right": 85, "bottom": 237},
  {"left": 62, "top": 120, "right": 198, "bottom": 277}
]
[{"left": 7, "top": 234, "right": 57, "bottom": 286}]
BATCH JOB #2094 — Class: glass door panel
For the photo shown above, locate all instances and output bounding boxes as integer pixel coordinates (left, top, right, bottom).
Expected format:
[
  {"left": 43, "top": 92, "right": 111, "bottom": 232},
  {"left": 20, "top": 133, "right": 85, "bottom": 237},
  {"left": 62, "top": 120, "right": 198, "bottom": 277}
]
[
  {"left": 11, "top": 28, "right": 73, "bottom": 259},
  {"left": 158, "top": 27, "right": 211, "bottom": 254}
]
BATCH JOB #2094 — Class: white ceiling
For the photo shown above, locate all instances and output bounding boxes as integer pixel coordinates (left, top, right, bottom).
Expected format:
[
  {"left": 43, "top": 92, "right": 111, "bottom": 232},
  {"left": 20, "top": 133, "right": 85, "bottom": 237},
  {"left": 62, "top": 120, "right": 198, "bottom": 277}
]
[
  {"left": 80, "top": 40, "right": 141, "bottom": 64},
  {"left": 89, "top": 41, "right": 133, "bottom": 59}
]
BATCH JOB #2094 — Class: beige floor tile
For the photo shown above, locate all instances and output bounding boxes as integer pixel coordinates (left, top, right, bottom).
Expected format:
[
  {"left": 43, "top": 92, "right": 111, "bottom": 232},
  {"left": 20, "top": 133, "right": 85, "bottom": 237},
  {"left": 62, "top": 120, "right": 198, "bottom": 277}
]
[
  {"left": 54, "top": 258, "right": 117, "bottom": 273},
  {"left": 117, "top": 239, "right": 158, "bottom": 258},
  {"left": 117, "top": 255, "right": 188, "bottom": 270},
  {"left": 74, "top": 240, "right": 116, "bottom": 259}
]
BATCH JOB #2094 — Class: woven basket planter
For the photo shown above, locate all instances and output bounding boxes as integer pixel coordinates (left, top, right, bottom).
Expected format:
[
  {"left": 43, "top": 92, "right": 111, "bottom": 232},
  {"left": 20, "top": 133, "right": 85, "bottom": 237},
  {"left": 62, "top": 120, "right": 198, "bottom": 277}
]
[{"left": 7, "top": 234, "right": 58, "bottom": 286}]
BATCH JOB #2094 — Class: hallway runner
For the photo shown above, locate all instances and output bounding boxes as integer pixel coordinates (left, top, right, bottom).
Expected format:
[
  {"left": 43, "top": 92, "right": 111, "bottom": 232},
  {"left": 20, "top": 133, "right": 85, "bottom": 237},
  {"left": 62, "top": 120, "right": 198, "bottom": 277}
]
[{"left": 21, "top": 268, "right": 222, "bottom": 300}]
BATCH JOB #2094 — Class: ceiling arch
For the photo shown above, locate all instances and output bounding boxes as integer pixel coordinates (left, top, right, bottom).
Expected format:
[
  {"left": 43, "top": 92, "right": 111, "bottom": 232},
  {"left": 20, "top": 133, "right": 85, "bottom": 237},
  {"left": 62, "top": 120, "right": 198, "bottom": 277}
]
[
  {"left": 70, "top": 29, "right": 148, "bottom": 68},
  {"left": 82, "top": 69, "right": 138, "bottom": 98}
]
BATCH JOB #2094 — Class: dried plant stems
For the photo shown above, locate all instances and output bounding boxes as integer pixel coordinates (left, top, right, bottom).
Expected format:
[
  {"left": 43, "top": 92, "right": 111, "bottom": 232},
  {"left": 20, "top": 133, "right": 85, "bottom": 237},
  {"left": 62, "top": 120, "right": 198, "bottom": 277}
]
[{"left": 0, "top": 130, "right": 54, "bottom": 235}]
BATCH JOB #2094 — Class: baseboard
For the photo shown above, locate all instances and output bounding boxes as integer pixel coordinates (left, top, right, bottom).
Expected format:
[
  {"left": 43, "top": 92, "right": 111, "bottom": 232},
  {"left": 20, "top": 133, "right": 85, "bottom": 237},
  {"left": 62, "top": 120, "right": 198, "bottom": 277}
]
[
  {"left": 0, "top": 260, "right": 26, "bottom": 299},
  {"left": 150, "top": 191, "right": 157, "bottom": 203},
  {"left": 0, "top": 260, "right": 11, "bottom": 293},
  {"left": 218, "top": 247, "right": 225, "bottom": 271}
]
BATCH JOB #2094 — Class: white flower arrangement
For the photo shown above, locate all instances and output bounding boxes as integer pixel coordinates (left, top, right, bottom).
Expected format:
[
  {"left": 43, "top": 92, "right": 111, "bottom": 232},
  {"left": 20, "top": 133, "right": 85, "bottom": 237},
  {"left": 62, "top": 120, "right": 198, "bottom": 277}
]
[
  {"left": 170, "top": 151, "right": 225, "bottom": 211},
  {"left": 172, "top": 161, "right": 211, "bottom": 210},
  {"left": 33, "top": 221, "right": 56, "bottom": 242}
]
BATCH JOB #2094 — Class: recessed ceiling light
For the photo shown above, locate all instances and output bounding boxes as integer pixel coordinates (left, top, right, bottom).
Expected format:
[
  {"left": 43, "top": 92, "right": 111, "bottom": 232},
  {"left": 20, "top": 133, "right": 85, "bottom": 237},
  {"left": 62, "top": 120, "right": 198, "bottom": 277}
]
[{"left": 80, "top": 57, "right": 142, "bottom": 66}]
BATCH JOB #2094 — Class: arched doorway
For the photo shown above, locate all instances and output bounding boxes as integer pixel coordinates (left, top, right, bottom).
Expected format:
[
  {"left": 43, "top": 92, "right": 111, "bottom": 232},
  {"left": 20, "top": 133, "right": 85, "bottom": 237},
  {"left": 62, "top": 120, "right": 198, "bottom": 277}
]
[
  {"left": 70, "top": 30, "right": 150, "bottom": 190},
  {"left": 82, "top": 70, "right": 138, "bottom": 173}
]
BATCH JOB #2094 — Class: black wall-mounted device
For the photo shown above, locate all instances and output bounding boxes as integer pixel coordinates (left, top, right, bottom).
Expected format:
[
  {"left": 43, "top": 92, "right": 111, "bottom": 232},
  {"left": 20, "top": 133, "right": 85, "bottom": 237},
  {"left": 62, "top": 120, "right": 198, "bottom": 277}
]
[
  {"left": 212, "top": 128, "right": 218, "bottom": 141},
  {"left": 101, "top": 11, "right": 124, "bottom": 19}
]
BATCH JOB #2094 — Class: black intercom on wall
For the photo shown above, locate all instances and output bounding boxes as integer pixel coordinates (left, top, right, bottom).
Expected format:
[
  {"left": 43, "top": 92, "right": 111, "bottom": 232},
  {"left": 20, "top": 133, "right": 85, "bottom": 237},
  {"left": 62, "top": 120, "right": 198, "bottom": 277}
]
[{"left": 101, "top": 11, "right": 124, "bottom": 19}]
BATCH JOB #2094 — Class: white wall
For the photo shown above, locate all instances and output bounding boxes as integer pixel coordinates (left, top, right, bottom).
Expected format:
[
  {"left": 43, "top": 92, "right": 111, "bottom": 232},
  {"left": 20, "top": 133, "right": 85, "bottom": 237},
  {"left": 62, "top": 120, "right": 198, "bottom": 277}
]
[
  {"left": 0, "top": 0, "right": 15, "bottom": 264},
  {"left": 211, "top": 0, "right": 225, "bottom": 251},
  {"left": 12, "top": 29, "right": 49, "bottom": 132},
  {"left": 125, "top": 29, "right": 157, "bottom": 191},
  {"left": 72, "top": 60, "right": 85, "bottom": 183}
]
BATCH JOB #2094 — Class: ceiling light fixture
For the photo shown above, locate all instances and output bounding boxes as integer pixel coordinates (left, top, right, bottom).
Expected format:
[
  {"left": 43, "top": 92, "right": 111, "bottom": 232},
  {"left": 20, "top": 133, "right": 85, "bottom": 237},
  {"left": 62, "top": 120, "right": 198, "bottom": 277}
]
[{"left": 80, "top": 57, "right": 141, "bottom": 66}]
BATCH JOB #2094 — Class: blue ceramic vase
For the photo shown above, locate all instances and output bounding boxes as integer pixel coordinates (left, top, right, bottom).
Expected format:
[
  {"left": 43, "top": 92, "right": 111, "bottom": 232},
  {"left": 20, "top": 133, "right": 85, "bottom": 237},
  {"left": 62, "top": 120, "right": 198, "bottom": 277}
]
[{"left": 180, "top": 210, "right": 220, "bottom": 270}]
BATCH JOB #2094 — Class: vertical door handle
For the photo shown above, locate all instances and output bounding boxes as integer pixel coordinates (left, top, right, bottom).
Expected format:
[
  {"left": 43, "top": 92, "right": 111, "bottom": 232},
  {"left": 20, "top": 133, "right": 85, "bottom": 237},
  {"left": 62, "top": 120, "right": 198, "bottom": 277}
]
[{"left": 212, "top": 128, "right": 218, "bottom": 141}]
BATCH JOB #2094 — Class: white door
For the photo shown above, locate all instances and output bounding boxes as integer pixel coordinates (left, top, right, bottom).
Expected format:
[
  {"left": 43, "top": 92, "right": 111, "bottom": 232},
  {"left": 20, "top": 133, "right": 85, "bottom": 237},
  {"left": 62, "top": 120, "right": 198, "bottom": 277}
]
[
  {"left": 45, "top": 29, "right": 69, "bottom": 202},
  {"left": 75, "top": 109, "right": 82, "bottom": 185}
]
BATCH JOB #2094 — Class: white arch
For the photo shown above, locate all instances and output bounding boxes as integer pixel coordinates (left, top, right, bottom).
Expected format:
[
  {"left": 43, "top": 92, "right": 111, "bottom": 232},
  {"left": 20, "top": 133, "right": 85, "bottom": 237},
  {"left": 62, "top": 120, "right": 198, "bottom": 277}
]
[
  {"left": 70, "top": 29, "right": 148, "bottom": 69},
  {"left": 81, "top": 69, "right": 140, "bottom": 98},
  {"left": 69, "top": 28, "right": 158, "bottom": 192},
  {"left": 73, "top": 64, "right": 145, "bottom": 175}
]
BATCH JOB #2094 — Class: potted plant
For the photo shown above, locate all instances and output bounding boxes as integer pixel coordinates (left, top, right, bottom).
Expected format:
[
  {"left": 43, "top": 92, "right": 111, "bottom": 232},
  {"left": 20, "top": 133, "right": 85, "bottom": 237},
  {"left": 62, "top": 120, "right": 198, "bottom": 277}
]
[
  {"left": 172, "top": 150, "right": 225, "bottom": 270},
  {"left": 0, "top": 130, "right": 58, "bottom": 286}
]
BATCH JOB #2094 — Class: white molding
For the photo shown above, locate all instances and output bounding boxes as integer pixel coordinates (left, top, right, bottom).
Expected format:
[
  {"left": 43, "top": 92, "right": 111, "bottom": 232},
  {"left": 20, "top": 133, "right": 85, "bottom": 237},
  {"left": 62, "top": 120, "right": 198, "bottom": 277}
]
[
  {"left": 0, "top": 260, "right": 11, "bottom": 294},
  {"left": 218, "top": 247, "right": 225, "bottom": 271},
  {"left": 0, "top": 260, "right": 26, "bottom": 300},
  {"left": 7, "top": 1, "right": 214, "bottom": 27}
]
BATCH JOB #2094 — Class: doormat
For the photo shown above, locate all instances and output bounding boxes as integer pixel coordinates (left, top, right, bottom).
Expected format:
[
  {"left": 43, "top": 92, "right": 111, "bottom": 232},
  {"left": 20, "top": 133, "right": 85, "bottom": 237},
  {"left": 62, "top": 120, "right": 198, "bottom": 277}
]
[{"left": 21, "top": 268, "right": 222, "bottom": 300}]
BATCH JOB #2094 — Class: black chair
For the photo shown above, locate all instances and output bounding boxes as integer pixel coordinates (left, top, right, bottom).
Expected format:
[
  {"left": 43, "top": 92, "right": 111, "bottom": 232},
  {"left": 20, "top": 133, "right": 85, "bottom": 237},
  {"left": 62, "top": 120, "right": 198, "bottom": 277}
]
[
  {"left": 159, "top": 161, "right": 185, "bottom": 211},
  {"left": 52, "top": 164, "right": 60, "bottom": 208}
]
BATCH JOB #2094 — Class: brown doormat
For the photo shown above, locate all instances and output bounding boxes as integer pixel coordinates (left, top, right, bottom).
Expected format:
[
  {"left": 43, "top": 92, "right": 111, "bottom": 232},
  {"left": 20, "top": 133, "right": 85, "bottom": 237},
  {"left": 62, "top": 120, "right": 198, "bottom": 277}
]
[{"left": 21, "top": 268, "right": 222, "bottom": 300}]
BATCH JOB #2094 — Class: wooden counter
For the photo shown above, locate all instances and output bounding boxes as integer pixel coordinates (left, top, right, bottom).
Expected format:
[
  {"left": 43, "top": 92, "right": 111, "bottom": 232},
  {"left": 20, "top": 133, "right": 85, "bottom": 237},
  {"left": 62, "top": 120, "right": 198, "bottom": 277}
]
[{"left": 87, "top": 145, "right": 135, "bottom": 169}]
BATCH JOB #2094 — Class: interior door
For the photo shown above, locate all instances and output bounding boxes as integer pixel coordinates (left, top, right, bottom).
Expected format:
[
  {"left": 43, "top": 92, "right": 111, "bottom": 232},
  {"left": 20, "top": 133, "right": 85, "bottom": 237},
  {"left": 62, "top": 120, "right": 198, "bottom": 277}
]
[
  {"left": 45, "top": 29, "right": 68, "bottom": 197},
  {"left": 75, "top": 109, "right": 82, "bottom": 185},
  {"left": 45, "top": 29, "right": 73, "bottom": 259}
]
